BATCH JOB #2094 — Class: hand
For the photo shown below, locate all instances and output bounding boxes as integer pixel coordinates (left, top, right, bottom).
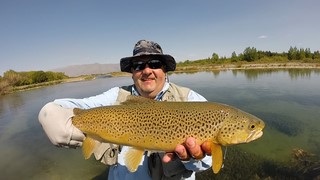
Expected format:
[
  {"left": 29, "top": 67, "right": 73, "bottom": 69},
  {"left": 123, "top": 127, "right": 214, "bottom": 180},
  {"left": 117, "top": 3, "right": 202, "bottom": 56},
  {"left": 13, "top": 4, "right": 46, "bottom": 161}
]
[
  {"left": 162, "top": 137, "right": 212, "bottom": 163},
  {"left": 38, "top": 102, "right": 85, "bottom": 148}
]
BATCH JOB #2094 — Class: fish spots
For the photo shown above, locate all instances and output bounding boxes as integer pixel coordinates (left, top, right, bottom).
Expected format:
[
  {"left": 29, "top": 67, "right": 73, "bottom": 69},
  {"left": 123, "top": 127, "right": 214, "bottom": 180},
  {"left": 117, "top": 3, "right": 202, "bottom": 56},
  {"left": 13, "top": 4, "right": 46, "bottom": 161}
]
[{"left": 72, "top": 100, "right": 264, "bottom": 150}]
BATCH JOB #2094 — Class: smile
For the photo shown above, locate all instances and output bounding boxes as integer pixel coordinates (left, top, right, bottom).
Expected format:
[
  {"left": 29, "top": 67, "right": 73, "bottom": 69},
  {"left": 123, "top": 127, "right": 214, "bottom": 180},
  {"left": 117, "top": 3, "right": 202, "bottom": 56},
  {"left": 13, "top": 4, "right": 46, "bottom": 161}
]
[{"left": 141, "top": 78, "right": 156, "bottom": 81}]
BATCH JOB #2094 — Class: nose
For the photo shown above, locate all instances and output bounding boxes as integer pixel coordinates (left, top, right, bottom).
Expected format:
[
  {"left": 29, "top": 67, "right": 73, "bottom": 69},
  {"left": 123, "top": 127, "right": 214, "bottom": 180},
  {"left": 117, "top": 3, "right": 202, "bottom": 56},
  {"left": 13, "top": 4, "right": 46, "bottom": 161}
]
[{"left": 142, "top": 64, "right": 153, "bottom": 73}]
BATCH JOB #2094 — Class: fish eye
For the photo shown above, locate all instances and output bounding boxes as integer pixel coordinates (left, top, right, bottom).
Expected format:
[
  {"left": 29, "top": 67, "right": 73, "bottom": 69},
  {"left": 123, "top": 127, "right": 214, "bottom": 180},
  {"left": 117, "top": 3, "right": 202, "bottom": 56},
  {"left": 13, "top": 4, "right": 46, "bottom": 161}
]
[{"left": 250, "top": 124, "right": 255, "bottom": 129}]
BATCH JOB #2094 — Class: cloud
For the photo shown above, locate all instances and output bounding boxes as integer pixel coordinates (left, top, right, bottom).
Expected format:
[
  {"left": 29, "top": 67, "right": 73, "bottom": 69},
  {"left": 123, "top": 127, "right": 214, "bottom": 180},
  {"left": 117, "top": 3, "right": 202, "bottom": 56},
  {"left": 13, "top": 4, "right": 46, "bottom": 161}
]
[{"left": 258, "top": 35, "right": 268, "bottom": 39}]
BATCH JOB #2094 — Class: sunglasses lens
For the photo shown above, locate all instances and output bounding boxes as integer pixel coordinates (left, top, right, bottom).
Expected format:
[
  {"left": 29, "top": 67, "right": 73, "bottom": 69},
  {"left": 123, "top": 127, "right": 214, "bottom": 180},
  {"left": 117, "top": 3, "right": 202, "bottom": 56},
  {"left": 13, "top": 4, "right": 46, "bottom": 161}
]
[
  {"left": 132, "top": 60, "right": 163, "bottom": 71},
  {"left": 148, "top": 60, "right": 163, "bottom": 69},
  {"left": 132, "top": 62, "right": 146, "bottom": 71}
]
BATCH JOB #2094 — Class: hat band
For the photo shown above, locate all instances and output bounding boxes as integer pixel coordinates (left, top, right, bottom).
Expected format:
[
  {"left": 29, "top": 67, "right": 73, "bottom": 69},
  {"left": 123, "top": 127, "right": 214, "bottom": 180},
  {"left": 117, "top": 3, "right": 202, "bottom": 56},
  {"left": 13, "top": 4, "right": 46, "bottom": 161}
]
[{"left": 133, "top": 47, "right": 161, "bottom": 56}]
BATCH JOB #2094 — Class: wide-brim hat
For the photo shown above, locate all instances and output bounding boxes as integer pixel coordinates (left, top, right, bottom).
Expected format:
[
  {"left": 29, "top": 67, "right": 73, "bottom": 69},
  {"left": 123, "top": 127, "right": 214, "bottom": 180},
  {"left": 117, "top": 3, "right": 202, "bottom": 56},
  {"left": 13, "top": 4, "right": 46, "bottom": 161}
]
[{"left": 120, "top": 40, "right": 176, "bottom": 73}]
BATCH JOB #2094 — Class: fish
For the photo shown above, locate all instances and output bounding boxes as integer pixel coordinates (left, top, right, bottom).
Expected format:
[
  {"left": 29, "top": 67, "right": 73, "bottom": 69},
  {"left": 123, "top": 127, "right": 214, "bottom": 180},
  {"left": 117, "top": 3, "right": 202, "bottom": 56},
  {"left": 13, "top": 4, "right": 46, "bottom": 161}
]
[{"left": 72, "top": 95, "right": 265, "bottom": 174}]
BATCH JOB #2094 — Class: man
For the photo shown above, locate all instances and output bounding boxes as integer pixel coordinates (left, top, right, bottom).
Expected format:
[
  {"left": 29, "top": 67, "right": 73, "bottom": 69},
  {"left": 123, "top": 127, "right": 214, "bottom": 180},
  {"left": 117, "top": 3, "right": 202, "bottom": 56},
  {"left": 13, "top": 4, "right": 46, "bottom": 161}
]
[{"left": 39, "top": 40, "right": 212, "bottom": 180}]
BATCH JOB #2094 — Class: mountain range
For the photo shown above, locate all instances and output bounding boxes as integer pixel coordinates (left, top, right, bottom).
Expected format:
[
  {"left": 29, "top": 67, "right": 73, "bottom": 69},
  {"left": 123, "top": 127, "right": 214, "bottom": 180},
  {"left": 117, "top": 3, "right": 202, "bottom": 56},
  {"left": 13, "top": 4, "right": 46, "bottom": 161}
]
[{"left": 50, "top": 63, "right": 120, "bottom": 77}]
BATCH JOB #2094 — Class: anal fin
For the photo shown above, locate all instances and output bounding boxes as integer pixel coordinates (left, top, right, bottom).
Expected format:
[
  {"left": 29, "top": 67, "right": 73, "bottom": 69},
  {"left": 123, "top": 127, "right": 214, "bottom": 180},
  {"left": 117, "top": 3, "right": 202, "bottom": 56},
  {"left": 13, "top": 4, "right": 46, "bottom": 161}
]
[
  {"left": 210, "top": 142, "right": 223, "bottom": 174},
  {"left": 124, "top": 147, "right": 145, "bottom": 172}
]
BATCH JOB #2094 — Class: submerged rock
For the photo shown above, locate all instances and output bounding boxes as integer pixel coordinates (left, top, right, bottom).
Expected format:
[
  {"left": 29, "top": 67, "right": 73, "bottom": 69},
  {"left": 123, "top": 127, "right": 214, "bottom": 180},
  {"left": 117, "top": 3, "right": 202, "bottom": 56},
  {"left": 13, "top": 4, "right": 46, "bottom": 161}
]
[
  {"left": 196, "top": 147, "right": 320, "bottom": 180},
  {"left": 291, "top": 149, "right": 320, "bottom": 179}
]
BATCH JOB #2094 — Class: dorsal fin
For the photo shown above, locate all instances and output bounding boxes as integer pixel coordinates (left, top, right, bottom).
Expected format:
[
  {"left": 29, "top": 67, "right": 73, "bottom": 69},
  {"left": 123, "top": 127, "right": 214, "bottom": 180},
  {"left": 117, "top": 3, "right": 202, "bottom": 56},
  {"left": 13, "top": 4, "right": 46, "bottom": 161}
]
[{"left": 121, "top": 95, "right": 156, "bottom": 105}]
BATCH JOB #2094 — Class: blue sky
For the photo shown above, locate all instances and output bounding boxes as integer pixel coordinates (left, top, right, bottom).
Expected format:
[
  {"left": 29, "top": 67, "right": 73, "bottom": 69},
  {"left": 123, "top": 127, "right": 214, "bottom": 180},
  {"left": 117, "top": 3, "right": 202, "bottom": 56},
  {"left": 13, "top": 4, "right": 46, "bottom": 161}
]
[{"left": 1, "top": 0, "right": 319, "bottom": 75}]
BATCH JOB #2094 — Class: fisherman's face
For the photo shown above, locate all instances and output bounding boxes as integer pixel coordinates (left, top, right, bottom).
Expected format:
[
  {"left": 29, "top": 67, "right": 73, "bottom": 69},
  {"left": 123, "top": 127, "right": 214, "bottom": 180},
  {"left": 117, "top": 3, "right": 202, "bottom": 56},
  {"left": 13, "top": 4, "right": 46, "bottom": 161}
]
[{"left": 131, "top": 56, "right": 166, "bottom": 99}]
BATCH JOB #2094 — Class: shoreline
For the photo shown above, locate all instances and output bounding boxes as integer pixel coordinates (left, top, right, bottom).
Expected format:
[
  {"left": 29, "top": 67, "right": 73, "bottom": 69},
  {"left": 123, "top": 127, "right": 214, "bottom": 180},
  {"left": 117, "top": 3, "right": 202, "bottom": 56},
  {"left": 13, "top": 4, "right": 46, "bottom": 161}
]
[
  {"left": 3, "top": 62, "right": 320, "bottom": 95},
  {"left": 175, "top": 62, "right": 320, "bottom": 72}
]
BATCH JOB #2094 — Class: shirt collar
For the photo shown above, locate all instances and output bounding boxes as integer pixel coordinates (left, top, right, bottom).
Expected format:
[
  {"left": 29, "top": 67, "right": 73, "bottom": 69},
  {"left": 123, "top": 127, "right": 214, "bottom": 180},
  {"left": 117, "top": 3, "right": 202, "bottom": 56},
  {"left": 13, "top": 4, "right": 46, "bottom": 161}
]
[{"left": 131, "top": 82, "right": 170, "bottom": 101}]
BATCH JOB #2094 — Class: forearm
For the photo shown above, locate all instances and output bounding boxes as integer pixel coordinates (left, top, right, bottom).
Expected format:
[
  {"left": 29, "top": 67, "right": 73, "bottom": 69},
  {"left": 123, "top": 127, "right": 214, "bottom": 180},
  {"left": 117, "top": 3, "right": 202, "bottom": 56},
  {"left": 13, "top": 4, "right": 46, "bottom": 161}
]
[{"left": 53, "top": 87, "right": 120, "bottom": 108}]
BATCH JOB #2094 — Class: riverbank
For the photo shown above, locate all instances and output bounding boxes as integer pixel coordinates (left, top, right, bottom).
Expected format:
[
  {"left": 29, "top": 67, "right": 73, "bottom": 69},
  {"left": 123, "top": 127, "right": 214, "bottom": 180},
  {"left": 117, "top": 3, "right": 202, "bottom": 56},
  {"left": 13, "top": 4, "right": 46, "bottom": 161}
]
[
  {"left": 175, "top": 62, "right": 320, "bottom": 72},
  {"left": 2, "top": 72, "right": 131, "bottom": 95},
  {"left": 10, "top": 76, "right": 90, "bottom": 93},
  {"left": 2, "top": 62, "right": 320, "bottom": 95}
]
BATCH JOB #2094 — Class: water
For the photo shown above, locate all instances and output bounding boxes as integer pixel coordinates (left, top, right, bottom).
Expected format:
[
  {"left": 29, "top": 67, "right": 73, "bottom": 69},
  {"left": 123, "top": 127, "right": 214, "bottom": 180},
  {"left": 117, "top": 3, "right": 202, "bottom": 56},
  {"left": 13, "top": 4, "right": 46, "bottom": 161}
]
[
  {"left": 0, "top": 69, "right": 320, "bottom": 179},
  {"left": 171, "top": 69, "right": 320, "bottom": 160}
]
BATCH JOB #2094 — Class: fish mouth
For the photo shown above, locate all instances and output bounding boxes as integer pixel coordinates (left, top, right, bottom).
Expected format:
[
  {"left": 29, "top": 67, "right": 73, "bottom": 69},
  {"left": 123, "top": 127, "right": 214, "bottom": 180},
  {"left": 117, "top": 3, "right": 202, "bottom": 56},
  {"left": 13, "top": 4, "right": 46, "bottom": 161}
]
[{"left": 246, "top": 130, "right": 263, "bottom": 143}]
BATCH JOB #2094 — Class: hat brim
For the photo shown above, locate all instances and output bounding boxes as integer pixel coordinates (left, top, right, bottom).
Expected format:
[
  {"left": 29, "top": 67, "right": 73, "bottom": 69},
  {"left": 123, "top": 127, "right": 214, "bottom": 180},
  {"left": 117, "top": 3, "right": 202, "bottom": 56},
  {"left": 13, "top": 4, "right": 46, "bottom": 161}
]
[{"left": 120, "top": 54, "right": 176, "bottom": 73}]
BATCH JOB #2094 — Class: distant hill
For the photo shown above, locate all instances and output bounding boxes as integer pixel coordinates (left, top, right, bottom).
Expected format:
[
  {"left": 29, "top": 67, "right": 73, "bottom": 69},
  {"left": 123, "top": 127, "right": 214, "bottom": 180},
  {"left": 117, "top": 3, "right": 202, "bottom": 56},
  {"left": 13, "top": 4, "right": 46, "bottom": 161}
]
[{"left": 51, "top": 63, "right": 120, "bottom": 77}]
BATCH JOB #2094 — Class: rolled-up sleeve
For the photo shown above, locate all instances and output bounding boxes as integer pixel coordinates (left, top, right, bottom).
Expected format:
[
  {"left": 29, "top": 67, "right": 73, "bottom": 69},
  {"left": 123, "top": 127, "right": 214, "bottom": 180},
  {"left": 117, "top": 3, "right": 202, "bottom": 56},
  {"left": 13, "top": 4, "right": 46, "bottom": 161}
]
[
  {"left": 187, "top": 90, "right": 207, "bottom": 102},
  {"left": 54, "top": 87, "right": 120, "bottom": 109}
]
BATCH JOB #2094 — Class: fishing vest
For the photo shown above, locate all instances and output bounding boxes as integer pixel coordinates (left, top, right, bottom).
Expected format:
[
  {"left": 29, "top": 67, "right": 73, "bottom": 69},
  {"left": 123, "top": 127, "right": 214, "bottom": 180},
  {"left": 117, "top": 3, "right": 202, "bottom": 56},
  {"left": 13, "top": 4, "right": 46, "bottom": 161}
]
[
  {"left": 114, "top": 82, "right": 191, "bottom": 105},
  {"left": 106, "top": 83, "right": 193, "bottom": 179}
]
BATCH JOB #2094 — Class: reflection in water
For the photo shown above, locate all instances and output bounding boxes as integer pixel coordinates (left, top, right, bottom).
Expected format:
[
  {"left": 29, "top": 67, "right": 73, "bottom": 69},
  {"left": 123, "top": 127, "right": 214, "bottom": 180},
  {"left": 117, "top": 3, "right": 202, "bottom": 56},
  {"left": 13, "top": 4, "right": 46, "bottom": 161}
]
[
  {"left": 234, "top": 69, "right": 275, "bottom": 80},
  {"left": 210, "top": 70, "right": 221, "bottom": 78},
  {"left": 232, "top": 68, "right": 320, "bottom": 80},
  {"left": 1, "top": 71, "right": 320, "bottom": 179},
  {"left": 287, "top": 68, "right": 317, "bottom": 79},
  {"left": 0, "top": 93, "right": 24, "bottom": 119},
  {"left": 176, "top": 68, "right": 320, "bottom": 81}
]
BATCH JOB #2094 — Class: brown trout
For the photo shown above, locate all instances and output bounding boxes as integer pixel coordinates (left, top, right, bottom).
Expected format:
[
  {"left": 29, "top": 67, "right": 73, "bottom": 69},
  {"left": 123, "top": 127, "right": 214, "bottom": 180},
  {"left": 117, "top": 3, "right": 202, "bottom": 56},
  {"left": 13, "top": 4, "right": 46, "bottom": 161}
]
[{"left": 72, "top": 96, "right": 265, "bottom": 173}]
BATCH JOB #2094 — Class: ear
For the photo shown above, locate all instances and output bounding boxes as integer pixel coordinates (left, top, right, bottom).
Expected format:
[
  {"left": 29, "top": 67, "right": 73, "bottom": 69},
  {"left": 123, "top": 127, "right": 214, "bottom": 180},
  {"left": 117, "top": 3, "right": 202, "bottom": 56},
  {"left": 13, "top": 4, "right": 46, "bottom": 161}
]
[{"left": 165, "top": 73, "right": 169, "bottom": 82}]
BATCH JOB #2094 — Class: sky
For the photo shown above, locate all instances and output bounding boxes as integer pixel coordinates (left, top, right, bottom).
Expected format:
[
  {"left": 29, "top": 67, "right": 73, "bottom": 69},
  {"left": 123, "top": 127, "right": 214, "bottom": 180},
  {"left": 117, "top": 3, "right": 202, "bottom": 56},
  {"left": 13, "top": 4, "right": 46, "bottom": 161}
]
[{"left": 1, "top": 0, "right": 320, "bottom": 75}]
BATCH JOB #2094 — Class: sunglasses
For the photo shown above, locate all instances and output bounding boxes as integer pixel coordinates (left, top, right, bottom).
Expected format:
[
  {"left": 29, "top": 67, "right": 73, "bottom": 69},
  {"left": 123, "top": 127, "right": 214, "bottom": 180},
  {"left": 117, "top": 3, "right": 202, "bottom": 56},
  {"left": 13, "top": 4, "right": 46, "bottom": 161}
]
[{"left": 132, "top": 59, "right": 164, "bottom": 71}]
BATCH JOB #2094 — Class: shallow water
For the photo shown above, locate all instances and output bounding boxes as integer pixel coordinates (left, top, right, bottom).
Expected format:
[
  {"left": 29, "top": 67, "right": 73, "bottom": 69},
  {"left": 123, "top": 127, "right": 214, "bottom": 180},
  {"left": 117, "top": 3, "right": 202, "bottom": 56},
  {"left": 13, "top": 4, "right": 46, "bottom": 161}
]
[{"left": 0, "top": 69, "right": 319, "bottom": 179}]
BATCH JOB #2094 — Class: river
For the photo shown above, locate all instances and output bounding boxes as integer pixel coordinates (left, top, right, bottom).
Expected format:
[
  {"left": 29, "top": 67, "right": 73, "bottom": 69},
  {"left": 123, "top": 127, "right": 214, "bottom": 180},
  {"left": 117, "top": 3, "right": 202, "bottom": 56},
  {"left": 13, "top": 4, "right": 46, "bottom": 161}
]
[{"left": 0, "top": 69, "right": 319, "bottom": 179}]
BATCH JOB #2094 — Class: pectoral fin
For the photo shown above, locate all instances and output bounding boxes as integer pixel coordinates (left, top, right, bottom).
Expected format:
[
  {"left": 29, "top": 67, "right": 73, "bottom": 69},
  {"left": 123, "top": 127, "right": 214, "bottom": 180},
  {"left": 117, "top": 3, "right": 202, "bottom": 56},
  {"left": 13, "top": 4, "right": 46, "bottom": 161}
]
[
  {"left": 210, "top": 142, "right": 223, "bottom": 174},
  {"left": 124, "top": 147, "right": 145, "bottom": 172},
  {"left": 82, "top": 137, "right": 100, "bottom": 159}
]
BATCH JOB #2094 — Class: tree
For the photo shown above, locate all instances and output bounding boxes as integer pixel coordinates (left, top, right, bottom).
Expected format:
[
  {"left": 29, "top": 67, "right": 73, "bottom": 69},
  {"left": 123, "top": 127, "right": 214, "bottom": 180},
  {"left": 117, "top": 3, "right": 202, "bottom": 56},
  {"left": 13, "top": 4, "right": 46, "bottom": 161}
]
[
  {"left": 313, "top": 50, "right": 320, "bottom": 59},
  {"left": 231, "top": 51, "right": 238, "bottom": 62},
  {"left": 212, "top": 53, "right": 219, "bottom": 61},
  {"left": 288, "top": 46, "right": 298, "bottom": 60},
  {"left": 243, "top": 47, "right": 257, "bottom": 62},
  {"left": 31, "top": 71, "right": 48, "bottom": 83},
  {"left": 3, "top": 70, "right": 24, "bottom": 86},
  {"left": 297, "top": 48, "right": 305, "bottom": 60},
  {"left": 305, "top": 48, "right": 312, "bottom": 58},
  {"left": 45, "top": 71, "right": 67, "bottom": 81}
]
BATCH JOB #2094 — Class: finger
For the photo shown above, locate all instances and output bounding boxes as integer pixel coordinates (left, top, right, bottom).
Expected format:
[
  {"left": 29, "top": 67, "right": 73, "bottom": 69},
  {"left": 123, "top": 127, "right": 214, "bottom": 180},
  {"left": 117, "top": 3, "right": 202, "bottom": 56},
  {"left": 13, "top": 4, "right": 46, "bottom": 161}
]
[
  {"left": 175, "top": 144, "right": 190, "bottom": 160},
  {"left": 185, "top": 137, "right": 204, "bottom": 159},
  {"left": 201, "top": 140, "right": 212, "bottom": 155},
  {"left": 162, "top": 152, "right": 175, "bottom": 163},
  {"left": 69, "top": 140, "right": 83, "bottom": 147},
  {"left": 71, "top": 127, "right": 86, "bottom": 141}
]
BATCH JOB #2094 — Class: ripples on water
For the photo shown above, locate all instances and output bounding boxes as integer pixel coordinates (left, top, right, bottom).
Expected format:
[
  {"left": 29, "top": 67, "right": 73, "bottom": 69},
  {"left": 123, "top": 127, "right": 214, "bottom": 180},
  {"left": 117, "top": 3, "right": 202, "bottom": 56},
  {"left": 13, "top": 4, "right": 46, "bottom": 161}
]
[{"left": 0, "top": 70, "right": 319, "bottom": 179}]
